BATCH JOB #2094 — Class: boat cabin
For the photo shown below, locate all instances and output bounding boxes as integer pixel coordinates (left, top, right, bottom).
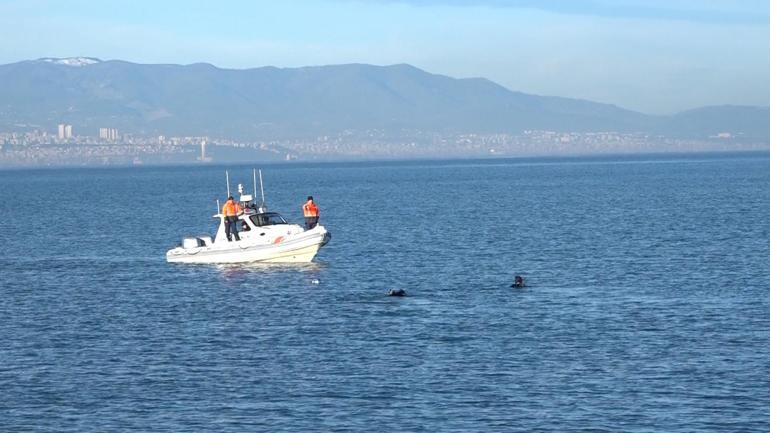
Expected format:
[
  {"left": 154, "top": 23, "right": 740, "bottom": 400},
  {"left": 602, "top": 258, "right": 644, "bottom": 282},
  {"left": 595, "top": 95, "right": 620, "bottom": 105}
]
[
  {"left": 241, "top": 212, "right": 288, "bottom": 231},
  {"left": 213, "top": 209, "right": 296, "bottom": 243}
]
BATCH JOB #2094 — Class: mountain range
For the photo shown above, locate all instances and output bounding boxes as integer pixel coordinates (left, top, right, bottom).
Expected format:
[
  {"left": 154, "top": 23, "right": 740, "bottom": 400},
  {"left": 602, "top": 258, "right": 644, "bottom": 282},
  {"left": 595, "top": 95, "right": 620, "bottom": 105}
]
[{"left": 1, "top": 57, "right": 768, "bottom": 140}]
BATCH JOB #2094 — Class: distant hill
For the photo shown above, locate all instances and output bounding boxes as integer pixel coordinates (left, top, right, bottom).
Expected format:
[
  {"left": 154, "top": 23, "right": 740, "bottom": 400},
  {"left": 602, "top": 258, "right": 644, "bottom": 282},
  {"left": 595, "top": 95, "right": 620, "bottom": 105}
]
[
  {"left": 0, "top": 57, "right": 768, "bottom": 139},
  {"left": 657, "top": 105, "right": 770, "bottom": 138}
]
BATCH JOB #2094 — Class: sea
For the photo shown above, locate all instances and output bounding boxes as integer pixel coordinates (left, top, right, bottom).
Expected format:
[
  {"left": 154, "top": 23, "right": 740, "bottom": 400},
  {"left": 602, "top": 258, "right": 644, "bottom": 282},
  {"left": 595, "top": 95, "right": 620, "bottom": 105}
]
[{"left": 1, "top": 152, "right": 769, "bottom": 432}]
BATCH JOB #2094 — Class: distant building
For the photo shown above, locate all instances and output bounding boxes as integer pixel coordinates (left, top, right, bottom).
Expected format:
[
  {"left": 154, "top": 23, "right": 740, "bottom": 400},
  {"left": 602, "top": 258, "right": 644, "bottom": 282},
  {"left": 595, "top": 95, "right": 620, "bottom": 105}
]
[
  {"left": 57, "top": 124, "right": 73, "bottom": 140},
  {"left": 197, "top": 140, "right": 212, "bottom": 162},
  {"left": 99, "top": 128, "right": 119, "bottom": 141}
]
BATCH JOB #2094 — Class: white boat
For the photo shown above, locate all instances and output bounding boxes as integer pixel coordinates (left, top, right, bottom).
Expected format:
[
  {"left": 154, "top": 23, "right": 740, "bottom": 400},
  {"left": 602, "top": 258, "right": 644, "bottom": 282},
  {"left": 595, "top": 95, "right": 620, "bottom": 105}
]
[{"left": 166, "top": 170, "right": 330, "bottom": 264}]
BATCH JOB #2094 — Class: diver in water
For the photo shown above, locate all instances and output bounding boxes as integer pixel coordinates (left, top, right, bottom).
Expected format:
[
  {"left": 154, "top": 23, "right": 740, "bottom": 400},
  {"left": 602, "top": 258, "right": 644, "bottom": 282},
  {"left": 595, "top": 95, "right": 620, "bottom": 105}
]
[{"left": 511, "top": 275, "right": 525, "bottom": 288}]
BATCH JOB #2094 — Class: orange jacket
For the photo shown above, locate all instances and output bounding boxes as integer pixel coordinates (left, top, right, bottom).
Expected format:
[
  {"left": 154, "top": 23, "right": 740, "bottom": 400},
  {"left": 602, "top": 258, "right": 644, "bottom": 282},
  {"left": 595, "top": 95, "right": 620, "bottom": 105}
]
[
  {"left": 303, "top": 200, "right": 319, "bottom": 217},
  {"left": 222, "top": 200, "right": 242, "bottom": 217}
]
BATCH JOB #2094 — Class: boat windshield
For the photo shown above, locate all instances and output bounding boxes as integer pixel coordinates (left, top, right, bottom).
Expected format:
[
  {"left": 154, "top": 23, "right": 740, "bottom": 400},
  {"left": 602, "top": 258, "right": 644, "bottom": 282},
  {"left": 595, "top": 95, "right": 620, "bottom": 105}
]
[{"left": 249, "top": 212, "right": 288, "bottom": 227}]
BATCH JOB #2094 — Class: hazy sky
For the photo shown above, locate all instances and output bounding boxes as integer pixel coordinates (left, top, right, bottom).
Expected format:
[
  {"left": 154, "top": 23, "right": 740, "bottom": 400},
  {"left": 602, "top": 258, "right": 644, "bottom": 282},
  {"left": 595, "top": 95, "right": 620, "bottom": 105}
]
[{"left": 2, "top": 0, "right": 769, "bottom": 114}]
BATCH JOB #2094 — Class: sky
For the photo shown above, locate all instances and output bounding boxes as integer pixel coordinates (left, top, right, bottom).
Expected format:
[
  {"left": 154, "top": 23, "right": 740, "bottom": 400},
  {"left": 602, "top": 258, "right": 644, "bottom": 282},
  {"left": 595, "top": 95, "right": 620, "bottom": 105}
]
[{"left": 2, "top": 0, "right": 769, "bottom": 114}]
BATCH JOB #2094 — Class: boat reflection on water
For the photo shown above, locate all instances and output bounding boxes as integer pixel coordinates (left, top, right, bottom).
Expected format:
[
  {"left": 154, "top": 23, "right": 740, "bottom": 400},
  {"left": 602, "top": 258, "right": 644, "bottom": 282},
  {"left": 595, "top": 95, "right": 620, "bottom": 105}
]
[{"left": 214, "top": 260, "right": 328, "bottom": 281}]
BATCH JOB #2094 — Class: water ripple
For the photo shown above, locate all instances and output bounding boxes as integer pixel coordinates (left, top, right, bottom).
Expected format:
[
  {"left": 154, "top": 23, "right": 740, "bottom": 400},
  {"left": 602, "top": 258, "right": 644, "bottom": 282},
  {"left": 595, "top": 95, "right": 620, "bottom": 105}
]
[{"left": 1, "top": 155, "right": 769, "bottom": 432}]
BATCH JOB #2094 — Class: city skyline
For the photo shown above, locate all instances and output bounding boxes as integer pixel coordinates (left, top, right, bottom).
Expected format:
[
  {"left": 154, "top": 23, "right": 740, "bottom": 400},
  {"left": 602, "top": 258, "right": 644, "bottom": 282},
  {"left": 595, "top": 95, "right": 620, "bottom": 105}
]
[{"left": 2, "top": 0, "right": 770, "bottom": 114}]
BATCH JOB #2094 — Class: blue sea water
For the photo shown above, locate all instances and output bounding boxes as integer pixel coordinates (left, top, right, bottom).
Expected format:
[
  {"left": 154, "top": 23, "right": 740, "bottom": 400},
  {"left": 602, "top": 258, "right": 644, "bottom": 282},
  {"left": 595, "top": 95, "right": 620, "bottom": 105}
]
[{"left": 1, "top": 153, "right": 769, "bottom": 432}]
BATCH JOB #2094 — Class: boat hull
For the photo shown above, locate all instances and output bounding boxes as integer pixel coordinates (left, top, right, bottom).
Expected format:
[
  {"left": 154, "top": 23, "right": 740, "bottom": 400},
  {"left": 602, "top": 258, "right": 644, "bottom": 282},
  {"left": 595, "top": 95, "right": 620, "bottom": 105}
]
[{"left": 166, "top": 226, "right": 330, "bottom": 264}]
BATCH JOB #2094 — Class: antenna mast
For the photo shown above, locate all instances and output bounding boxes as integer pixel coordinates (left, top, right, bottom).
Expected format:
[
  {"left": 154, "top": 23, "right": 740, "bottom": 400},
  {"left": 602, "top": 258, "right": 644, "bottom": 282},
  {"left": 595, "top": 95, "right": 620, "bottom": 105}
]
[
  {"left": 259, "top": 169, "right": 265, "bottom": 205},
  {"left": 253, "top": 169, "right": 258, "bottom": 203},
  {"left": 225, "top": 170, "right": 231, "bottom": 198}
]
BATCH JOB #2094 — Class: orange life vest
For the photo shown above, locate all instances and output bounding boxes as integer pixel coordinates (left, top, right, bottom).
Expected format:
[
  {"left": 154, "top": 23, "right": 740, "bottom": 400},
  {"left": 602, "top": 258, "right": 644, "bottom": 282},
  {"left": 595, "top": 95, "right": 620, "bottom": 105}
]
[
  {"left": 222, "top": 200, "right": 242, "bottom": 217},
  {"left": 303, "top": 200, "right": 319, "bottom": 217}
]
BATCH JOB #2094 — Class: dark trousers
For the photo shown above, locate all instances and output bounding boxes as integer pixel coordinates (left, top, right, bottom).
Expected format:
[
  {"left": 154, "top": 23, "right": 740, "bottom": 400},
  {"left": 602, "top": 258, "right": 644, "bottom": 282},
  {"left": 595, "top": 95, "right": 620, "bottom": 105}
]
[
  {"left": 225, "top": 216, "right": 241, "bottom": 241},
  {"left": 305, "top": 216, "right": 319, "bottom": 230}
]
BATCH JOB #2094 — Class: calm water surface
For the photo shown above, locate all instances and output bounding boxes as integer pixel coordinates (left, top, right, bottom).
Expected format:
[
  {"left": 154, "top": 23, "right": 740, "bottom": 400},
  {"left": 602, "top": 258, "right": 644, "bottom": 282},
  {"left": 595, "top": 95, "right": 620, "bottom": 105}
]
[{"left": 1, "top": 153, "right": 769, "bottom": 432}]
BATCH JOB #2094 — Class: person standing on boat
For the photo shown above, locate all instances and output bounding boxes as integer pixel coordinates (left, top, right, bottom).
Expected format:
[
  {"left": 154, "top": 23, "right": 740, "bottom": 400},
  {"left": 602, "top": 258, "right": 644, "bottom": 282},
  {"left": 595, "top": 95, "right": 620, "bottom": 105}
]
[
  {"left": 303, "top": 196, "right": 320, "bottom": 230},
  {"left": 222, "top": 196, "right": 243, "bottom": 241}
]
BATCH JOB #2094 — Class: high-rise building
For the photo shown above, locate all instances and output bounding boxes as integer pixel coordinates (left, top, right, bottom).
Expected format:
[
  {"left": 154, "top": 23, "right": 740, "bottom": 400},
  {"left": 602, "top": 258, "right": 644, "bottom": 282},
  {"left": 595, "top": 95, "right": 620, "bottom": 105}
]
[
  {"left": 58, "top": 124, "right": 73, "bottom": 140},
  {"left": 197, "top": 140, "right": 212, "bottom": 162},
  {"left": 99, "top": 128, "right": 119, "bottom": 141}
]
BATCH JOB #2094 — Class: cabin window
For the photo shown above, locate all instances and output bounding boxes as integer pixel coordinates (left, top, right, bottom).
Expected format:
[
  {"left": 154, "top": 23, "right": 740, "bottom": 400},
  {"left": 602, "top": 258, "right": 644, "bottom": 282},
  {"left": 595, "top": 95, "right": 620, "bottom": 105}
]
[{"left": 250, "top": 213, "right": 287, "bottom": 227}]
